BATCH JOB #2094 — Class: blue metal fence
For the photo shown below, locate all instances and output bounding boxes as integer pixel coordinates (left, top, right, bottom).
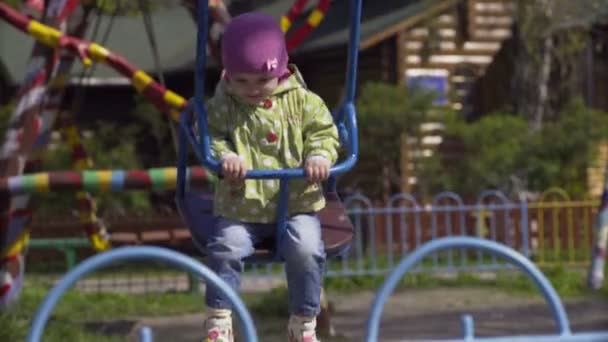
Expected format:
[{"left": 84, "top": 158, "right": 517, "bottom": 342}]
[
  {"left": 243, "top": 190, "right": 595, "bottom": 279},
  {"left": 28, "top": 189, "right": 597, "bottom": 292}
]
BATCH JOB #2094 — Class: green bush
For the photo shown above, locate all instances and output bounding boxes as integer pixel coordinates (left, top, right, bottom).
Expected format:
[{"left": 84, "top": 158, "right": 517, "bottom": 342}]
[
  {"left": 432, "top": 112, "right": 531, "bottom": 197},
  {"left": 420, "top": 99, "right": 608, "bottom": 199},
  {"left": 38, "top": 116, "right": 155, "bottom": 215},
  {"left": 340, "top": 82, "right": 436, "bottom": 199},
  {"left": 527, "top": 99, "right": 608, "bottom": 196}
]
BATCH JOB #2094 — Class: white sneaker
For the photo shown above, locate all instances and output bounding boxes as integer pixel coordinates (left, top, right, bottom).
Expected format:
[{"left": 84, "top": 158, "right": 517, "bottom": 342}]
[
  {"left": 203, "top": 309, "right": 233, "bottom": 342},
  {"left": 288, "top": 315, "right": 320, "bottom": 342}
]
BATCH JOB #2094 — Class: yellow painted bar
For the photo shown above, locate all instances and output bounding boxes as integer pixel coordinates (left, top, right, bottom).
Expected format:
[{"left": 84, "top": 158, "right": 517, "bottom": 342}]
[
  {"left": 3, "top": 230, "right": 30, "bottom": 258},
  {"left": 528, "top": 200, "right": 598, "bottom": 209},
  {"left": 90, "top": 232, "right": 111, "bottom": 252},
  {"left": 281, "top": 16, "right": 291, "bottom": 32},
  {"left": 539, "top": 187, "right": 570, "bottom": 202},
  {"left": 96, "top": 171, "right": 113, "bottom": 191},
  {"left": 163, "top": 90, "right": 186, "bottom": 110},
  {"left": 567, "top": 206, "right": 574, "bottom": 263},
  {"left": 132, "top": 71, "right": 153, "bottom": 93},
  {"left": 27, "top": 21, "right": 61, "bottom": 47},
  {"left": 88, "top": 43, "right": 109, "bottom": 62},
  {"left": 551, "top": 205, "right": 560, "bottom": 261},
  {"left": 528, "top": 198, "right": 599, "bottom": 266},
  {"left": 583, "top": 206, "right": 591, "bottom": 260},
  {"left": 163, "top": 167, "right": 178, "bottom": 188},
  {"left": 307, "top": 9, "right": 325, "bottom": 27},
  {"left": 34, "top": 173, "right": 49, "bottom": 193}
]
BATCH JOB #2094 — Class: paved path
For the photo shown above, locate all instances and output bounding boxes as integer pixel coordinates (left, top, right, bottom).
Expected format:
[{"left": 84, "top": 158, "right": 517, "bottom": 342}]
[{"left": 125, "top": 288, "right": 608, "bottom": 341}]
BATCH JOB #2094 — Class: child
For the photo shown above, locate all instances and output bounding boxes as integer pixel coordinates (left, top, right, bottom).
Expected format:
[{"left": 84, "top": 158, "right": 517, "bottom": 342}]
[{"left": 201, "top": 12, "right": 340, "bottom": 342}]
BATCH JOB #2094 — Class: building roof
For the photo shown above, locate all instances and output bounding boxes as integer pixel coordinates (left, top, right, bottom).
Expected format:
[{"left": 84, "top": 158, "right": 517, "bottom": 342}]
[
  {"left": 0, "top": 5, "right": 202, "bottom": 85},
  {"left": 290, "top": 0, "right": 446, "bottom": 54},
  {"left": 1, "top": 0, "right": 448, "bottom": 86}
]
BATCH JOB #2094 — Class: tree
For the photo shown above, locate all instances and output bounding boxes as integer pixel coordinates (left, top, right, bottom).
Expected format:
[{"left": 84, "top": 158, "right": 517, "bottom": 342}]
[
  {"left": 429, "top": 112, "right": 532, "bottom": 198},
  {"left": 39, "top": 117, "right": 152, "bottom": 216},
  {"left": 339, "top": 82, "right": 435, "bottom": 201},
  {"left": 420, "top": 99, "right": 608, "bottom": 199},
  {"left": 511, "top": 0, "right": 608, "bottom": 130},
  {"left": 527, "top": 99, "right": 608, "bottom": 196}
]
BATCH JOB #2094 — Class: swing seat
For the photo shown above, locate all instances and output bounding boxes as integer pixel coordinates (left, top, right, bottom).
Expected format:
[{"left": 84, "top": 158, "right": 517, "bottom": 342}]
[
  {"left": 175, "top": 191, "right": 353, "bottom": 262},
  {"left": 176, "top": 0, "right": 362, "bottom": 264}
]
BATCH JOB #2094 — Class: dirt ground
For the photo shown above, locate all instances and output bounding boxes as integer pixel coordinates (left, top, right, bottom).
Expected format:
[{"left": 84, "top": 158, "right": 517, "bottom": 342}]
[{"left": 126, "top": 287, "right": 608, "bottom": 341}]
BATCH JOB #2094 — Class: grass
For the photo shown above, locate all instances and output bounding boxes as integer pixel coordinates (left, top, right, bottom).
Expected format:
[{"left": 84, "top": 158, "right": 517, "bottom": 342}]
[
  {"left": 324, "top": 264, "right": 608, "bottom": 298},
  {"left": 0, "top": 286, "right": 204, "bottom": 342},
  {"left": 0, "top": 285, "right": 347, "bottom": 341},
  {"left": 3, "top": 263, "right": 607, "bottom": 341},
  {"left": 243, "top": 264, "right": 608, "bottom": 320}
]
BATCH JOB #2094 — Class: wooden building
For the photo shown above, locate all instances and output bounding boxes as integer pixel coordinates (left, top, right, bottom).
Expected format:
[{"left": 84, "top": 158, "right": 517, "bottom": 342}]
[
  {"left": 0, "top": 0, "right": 518, "bottom": 193},
  {"left": 1, "top": 0, "right": 516, "bottom": 110},
  {"left": 288, "top": 0, "right": 515, "bottom": 192},
  {"left": 289, "top": 0, "right": 515, "bottom": 109}
]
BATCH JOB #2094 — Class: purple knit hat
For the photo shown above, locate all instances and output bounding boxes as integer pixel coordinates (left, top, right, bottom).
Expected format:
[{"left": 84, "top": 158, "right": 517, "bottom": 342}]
[{"left": 221, "top": 12, "right": 288, "bottom": 78}]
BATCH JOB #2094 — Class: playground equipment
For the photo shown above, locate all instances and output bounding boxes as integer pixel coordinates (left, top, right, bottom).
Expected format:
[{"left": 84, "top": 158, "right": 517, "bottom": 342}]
[
  {"left": 0, "top": 0, "right": 334, "bottom": 307},
  {"left": 588, "top": 170, "right": 608, "bottom": 290},
  {"left": 365, "top": 237, "right": 608, "bottom": 342},
  {"left": 175, "top": 0, "right": 362, "bottom": 261},
  {"left": 28, "top": 236, "right": 608, "bottom": 341},
  {"left": 27, "top": 245, "right": 259, "bottom": 342}
]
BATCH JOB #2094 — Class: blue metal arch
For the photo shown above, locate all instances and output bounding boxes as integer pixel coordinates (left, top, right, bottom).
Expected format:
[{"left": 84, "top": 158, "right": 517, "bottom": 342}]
[
  {"left": 364, "top": 236, "right": 608, "bottom": 342},
  {"left": 27, "top": 246, "right": 258, "bottom": 342},
  {"left": 388, "top": 193, "right": 421, "bottom": 209},
  {"left": 476, "top": 189, "right": 511, "bottom": 205}
]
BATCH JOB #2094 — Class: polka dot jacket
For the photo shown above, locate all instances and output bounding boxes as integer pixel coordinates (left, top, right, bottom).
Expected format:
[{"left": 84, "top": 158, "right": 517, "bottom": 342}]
[{"left": 205, "top": 65, "right": 340, "bottom": 223}]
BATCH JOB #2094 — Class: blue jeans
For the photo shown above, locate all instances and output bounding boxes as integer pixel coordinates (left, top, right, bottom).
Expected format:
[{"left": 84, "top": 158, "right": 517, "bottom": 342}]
[{"left": 204, "top": 214, "right": 326, "bottom": 317}]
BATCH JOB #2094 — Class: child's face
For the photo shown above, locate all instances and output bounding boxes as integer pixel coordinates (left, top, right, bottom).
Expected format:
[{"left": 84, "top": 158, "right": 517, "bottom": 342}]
[{"left": 227, "top": 73, "right": 279, "bottom": 105}]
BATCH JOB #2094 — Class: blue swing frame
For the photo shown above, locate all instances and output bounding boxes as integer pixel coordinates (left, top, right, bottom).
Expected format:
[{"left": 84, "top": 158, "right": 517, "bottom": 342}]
[{"left": 176, "top": 0, "right": 362, "bottom": 261}]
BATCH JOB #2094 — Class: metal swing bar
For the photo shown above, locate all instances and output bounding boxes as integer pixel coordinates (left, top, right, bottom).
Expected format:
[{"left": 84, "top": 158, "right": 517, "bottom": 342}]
[{"left": 177, "top": 0, "right": 362, "bottom": 260}]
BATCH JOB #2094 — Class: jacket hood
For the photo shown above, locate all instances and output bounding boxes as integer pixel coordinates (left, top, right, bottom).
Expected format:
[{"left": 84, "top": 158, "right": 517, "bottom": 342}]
[{"left": 213, "top": 64, "right": 307, "bottom": 105}]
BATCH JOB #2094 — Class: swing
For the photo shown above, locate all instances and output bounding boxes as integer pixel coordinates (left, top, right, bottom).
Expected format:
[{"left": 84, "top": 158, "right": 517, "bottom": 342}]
[{"left": 176, "top": 0, "right": 362, "bottom": 262}]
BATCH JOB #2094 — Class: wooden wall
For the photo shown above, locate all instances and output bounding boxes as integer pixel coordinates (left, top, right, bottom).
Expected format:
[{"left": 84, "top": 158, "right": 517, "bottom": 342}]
[
  {"left": 397, "top": 0, "right": 514, "bottom": 110},
  {"left": 292, "top": 39, "right": 396, "bottom": 109}
]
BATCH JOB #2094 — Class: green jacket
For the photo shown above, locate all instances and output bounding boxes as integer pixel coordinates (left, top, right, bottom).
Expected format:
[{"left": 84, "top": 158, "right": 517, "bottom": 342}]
[{"left": 206, "top": 66, "right": 340, "bottom": 223}]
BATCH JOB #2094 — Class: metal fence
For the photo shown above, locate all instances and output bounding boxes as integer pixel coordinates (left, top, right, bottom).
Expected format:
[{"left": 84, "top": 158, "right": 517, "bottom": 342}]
[
  {"left": 26, "top": 188, "right": 599, "bottom": 293},
  {"left": 321, "top": 189, "right": 596, "bottom": 279}
]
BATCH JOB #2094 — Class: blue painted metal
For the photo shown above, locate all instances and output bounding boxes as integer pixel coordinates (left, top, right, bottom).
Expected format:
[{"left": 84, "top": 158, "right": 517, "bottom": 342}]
[
  {"left": 176, "top": 102, "right": 195, "bottom": 198},
  {"left": 364, "top": 236, "right": 608, "bottom": 342},
  {"left": 476, "top": 190, "right": 511, "bottom": 205},
  {"left": 194, "top": 0, "right": 213, "bottom": 173},
  {"left": 177, "top": 0, "right": 363, "bottom": 259},
  {"left": 139, "top": 326, "right": 153, "bottom": 342},
  {"left": 431, "top": 191, "right": 465, "bottom": 269},
  {"left": 185, "top": 0, "right": 361, "bottom": 179},
  {"left": 274, "top": 178, "right": 290, "bottom": 260},
  {"left": 461, "top": 314, "right": 474, "bottom": 341},
  {"left": 27, "top": 246, "right": 258, "bottom": 342}
]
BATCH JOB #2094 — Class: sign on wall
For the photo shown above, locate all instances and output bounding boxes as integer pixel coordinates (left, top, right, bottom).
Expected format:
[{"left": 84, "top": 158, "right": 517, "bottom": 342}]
[{"left": 405, "top": 69, "right": 449, "bottom": 105}]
